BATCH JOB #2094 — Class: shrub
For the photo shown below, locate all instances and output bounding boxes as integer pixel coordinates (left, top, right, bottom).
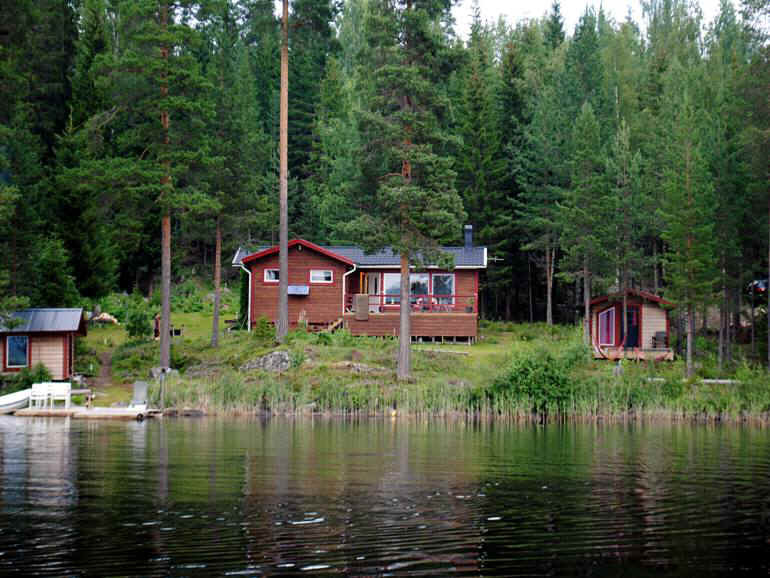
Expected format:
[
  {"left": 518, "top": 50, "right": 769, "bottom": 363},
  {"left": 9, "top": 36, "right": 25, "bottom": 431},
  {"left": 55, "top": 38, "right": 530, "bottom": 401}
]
[
  {"left": 5, "top": 363, "right": 53, "bottom": 392},
  {"left": 125, "top": 307, "right": 152, "bottom": 340},
  {"left": 489, "top": 350, "right": 570, "bottom": 416}
]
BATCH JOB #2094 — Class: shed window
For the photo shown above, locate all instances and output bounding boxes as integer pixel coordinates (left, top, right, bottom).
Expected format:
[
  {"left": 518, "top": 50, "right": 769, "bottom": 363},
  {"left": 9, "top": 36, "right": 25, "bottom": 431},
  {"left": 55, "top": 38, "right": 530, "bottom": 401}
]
[
  {"left": 6, "top": 335, "right": 28, "bottom": 368},
  {"left": 264, "top": 269, "right": 279, "bottom": 283},
  {"left": 598, "top": 308, "right": 615, "bottom": 346},
  {"left": 310, "top": 269, "right": 333, "bottom": 284}
]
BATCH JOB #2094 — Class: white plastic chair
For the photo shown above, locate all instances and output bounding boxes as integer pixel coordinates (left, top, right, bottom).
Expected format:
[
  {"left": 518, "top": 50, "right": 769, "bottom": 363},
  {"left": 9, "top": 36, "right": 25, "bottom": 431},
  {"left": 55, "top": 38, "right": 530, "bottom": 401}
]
[
  {"left": 48, "top": 382, "right": 71, "bottom": 409},
  {"left": 29, "top": 383, "right": 50, "bottom": 408}
]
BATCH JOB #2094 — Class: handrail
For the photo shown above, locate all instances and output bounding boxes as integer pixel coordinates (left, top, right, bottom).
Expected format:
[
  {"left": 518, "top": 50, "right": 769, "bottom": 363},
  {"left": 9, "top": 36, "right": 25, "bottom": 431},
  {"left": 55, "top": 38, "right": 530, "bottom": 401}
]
[{"left": 345, "top": 293, "right": 478, "bottom": 313}]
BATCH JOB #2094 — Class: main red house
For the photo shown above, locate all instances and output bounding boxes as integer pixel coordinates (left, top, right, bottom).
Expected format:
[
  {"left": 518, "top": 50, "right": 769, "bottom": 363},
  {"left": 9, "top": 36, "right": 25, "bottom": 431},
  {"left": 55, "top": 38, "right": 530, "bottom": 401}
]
[{"left": 232, "top": 227, "right": 487, "bottom": 341}]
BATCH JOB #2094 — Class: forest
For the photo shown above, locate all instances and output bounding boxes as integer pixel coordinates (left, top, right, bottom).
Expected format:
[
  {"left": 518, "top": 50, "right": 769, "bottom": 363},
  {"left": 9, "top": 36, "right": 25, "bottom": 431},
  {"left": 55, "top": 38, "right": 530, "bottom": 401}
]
[{"left": 1, "top": 0, "right": 768, "bottom": 371}]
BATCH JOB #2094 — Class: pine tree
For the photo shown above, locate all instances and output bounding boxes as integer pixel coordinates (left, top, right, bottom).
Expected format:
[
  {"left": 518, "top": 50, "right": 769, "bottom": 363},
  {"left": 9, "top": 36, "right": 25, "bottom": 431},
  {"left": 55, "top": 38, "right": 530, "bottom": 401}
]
[
  {"left": 92, "top": 0, "right": 214, "bottom": 368},
  {"left": 345, "top": 0, "right": 466, "bottom": 378}
]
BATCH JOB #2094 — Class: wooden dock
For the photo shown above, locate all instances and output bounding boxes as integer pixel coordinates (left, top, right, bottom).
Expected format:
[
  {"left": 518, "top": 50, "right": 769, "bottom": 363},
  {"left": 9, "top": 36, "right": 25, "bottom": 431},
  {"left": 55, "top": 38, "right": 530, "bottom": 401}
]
[{"left": 14, "top": 406, "right": 161, "bottom": 420}]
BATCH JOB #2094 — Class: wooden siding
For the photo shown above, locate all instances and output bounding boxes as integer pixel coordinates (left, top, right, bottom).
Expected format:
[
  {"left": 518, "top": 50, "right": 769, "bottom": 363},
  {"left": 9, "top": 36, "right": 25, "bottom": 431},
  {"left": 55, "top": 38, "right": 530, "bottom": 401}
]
[
  {"left": 30, "top": 335, "right": 66, "bottom": 380},
  {"left": 641, "top": 303, "right": 667, "bottom": 349},
  {"left": 250, "top": 245, "right": 349, "bottom": 328},
  {"left": 343, "top": 313, "right": 478, "bottom": 338}
]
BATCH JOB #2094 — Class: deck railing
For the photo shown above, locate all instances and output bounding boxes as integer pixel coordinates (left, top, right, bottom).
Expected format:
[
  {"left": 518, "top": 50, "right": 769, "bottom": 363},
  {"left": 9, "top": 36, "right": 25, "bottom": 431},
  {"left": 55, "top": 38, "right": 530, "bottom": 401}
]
[{"left": 345, "top": 293, "right": 478, "bottom": 314}]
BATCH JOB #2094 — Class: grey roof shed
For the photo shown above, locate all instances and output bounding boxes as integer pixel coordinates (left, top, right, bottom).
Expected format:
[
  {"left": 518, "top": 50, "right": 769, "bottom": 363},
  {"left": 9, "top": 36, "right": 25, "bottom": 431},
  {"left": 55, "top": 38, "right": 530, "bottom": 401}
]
[{"left": 0, "top": 308, "right": 87, "bottom": 334}]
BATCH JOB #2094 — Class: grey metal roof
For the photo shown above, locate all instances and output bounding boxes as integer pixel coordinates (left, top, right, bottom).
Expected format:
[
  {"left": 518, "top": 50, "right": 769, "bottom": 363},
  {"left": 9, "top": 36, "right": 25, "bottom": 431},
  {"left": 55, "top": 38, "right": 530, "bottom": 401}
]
[
  {"left": 232, "top": 244, "right": 487, "bottom": 268},
  {"left": 0, "top": 308, "right": 85, "bottom": 333}
]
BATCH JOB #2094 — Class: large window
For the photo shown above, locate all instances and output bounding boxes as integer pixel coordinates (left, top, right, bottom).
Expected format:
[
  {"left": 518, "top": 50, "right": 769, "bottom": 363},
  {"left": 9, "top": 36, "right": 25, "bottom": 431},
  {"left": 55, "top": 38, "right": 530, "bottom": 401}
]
[
  {"left": 383, "top": 273, "right": 401, "bottom": 304},
  {"left": 310, "top": 269, "right": 333, "bottom": 284},
  {"left": 264, "top": 269, "right": 279, "bottom": 283},
  {"left": 410, "top": 273, "right": 429, "bottom": 304},
  {"left": 432, "top": 273, "right": 455, "bottom": 304},
  {"left": 6, "top": 335, "right": 28, "bottom": 368},
  {"left": 598, "top": 308, "right": 615, "bottom": 346}
]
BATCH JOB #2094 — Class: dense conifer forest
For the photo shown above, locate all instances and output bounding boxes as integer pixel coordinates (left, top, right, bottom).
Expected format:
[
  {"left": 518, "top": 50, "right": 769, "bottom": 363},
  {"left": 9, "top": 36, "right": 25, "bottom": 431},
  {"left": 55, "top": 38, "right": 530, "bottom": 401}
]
[{"left": 1, "top": 1, "right": 768, "bottom": 369}]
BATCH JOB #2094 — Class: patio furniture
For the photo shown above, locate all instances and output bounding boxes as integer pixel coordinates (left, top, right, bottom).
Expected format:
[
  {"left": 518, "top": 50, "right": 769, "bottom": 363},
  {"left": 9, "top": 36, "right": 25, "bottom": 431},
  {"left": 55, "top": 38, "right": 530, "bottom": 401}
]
[
  {"left": 48, "top": 382, "right": 71, "bottom": 409},
  {"left": 29, "top": 383, "right": 50, "bottom": 408}
]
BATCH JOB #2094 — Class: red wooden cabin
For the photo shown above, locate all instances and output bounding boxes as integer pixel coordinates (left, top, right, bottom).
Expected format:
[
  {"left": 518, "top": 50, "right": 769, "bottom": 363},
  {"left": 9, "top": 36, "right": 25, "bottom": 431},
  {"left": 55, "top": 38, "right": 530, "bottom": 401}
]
[
  {"left": 589, "top": 289, "right": 675, "bottom": 361},
  {"left": 233, "top": 227, "right": 487, "bottom": 341}
]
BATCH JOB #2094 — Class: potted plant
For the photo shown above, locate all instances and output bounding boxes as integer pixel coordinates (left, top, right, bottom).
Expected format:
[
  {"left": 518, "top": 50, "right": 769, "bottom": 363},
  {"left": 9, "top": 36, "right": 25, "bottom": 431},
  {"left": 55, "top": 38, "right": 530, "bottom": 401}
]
[{"left": 465, "top": 296, "right": 475, "bottom": 313}]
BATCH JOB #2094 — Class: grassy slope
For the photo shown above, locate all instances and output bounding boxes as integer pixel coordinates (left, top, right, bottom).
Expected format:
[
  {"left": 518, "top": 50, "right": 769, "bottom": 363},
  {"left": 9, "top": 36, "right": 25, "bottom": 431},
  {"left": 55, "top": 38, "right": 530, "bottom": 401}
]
[{"left": 80, "top": 307, "right": 770, "bottom": 419}]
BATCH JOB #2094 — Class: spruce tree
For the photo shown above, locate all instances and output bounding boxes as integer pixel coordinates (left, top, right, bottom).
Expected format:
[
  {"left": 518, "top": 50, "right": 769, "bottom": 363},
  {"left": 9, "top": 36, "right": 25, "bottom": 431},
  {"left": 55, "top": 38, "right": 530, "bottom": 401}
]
[
  {"left": 559, "top": 102, "right": 609, "bottom": 343},
  {"left": 658, "top": 63, "right": 717, "bottom": 378}
]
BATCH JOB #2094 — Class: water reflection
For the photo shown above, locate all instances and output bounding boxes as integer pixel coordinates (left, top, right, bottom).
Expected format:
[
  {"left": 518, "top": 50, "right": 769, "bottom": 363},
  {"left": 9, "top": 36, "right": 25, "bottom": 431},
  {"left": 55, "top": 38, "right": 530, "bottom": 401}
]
[{"left": 0, "top": 417, "right": 767, "bottom": 575}]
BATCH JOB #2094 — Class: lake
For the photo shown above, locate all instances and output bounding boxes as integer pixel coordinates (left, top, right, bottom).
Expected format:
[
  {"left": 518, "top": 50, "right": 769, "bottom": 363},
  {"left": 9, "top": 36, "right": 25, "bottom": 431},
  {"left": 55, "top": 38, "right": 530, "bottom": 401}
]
[{"left": 0, "top": 416, "right": 768, "bottom": 576}]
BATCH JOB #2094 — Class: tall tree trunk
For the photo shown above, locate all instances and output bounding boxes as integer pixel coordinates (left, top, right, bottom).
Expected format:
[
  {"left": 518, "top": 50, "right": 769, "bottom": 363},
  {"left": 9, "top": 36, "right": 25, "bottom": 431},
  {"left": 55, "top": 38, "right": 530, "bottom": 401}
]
[
  {"left": 528, "top": 258, "right": 534, "bottom": 323},
  {"left": 582, "top": 259, "right": 590, "bottom": 345},
  {"left": 159, "top": 2, "right": 171, "bottom": 369},
  {"left": 545, "top": 244, "right": 554, "bottom": 325},
  {"left": 718, "top": 269, "right": 725, "bottom": 372},
  {"left": 751, "top": 282, "right": 755, "bottom": 358},
  {"left": 686, "top": 304, "right": 695, "bottom": 379},
  {"left": 767, "top": 192, "right": 769, "bottom": 371},
  {"left": 397, "top": 252, "right": 411, "bottom": 379},
  {"left": 276, "top": 0, "right": 289, "bottom": 342},
  {"left": 211, "top": 215, "right": 221, "bottom": 348},
  {"left": 652, "top": 240, "right": 659, "bottom": 295}
]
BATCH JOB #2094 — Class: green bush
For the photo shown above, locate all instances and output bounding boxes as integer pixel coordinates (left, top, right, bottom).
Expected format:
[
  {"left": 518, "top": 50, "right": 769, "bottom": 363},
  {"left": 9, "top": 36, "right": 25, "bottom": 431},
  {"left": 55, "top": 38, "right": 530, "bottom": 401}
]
[
  {"left": 126, "top": 307, "right": 152, "bottom": 339},
  {"left": 489, "top": 350, "right": 570, "bottom": 416},
  {"left": 4, "top": 363, "right": 53, "bottom": 392},
  {"left": 252, "top": 316, "right": 274, "bottom": 342}
]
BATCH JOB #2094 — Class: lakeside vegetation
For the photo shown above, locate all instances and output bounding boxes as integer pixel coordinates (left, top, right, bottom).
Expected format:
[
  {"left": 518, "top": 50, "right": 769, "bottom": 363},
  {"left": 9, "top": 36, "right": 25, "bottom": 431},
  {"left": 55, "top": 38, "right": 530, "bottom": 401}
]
[{"left": 80, "top": 288, "right": 770, "bottom": 421}]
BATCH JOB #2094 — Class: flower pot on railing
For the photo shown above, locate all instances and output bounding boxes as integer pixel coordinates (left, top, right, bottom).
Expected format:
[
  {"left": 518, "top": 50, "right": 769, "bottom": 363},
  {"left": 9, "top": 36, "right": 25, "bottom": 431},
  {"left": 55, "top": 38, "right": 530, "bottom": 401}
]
[{"left": 465, "top": 297, "right": 475, "bottom": 313}]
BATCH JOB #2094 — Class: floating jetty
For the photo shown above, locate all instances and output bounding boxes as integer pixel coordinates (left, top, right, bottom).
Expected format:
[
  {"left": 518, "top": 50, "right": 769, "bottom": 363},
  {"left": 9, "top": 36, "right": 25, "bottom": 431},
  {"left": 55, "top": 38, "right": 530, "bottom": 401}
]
[{"left": 14, "top": 406, "right": 161, "bottom": 421}]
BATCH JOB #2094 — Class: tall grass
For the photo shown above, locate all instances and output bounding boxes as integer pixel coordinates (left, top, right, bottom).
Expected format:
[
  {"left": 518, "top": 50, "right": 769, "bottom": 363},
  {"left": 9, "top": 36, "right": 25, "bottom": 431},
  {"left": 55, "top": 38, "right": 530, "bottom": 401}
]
[{"left": 139, "top": 321, "right": 770, "bottom": 421}]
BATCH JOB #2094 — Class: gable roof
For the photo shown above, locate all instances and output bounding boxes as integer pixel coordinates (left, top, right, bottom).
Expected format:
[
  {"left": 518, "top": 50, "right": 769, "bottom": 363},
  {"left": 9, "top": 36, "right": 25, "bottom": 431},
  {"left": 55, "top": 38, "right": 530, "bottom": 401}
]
[
  {"left": 240, "top": 239, "right": 355, "bottom": 266},
  {"left": 233, "top": 240, "right": 487, "bottom": 269},
  {"left": 590, "top": 289, "right": 675, "bottom": 308},
  {"left": 0, "top": 308, "right": 87, "bottom": 334}
]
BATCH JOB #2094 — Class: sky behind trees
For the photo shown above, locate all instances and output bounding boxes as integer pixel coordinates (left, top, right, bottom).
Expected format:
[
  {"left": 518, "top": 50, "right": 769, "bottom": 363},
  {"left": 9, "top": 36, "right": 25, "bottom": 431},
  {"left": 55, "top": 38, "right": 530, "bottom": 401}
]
[{"left": 451, "top": 0, "right": 727, "bottom": 37}]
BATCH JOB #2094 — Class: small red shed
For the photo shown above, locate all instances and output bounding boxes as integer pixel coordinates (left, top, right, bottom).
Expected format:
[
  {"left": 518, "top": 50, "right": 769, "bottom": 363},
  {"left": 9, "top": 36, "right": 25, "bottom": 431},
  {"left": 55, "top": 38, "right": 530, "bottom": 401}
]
[
  {"left": 0, "top": 308, "right": 87, "bottom": 380},
  {"left": 590, "top": 289, "right": 675, "bottom": 361}
]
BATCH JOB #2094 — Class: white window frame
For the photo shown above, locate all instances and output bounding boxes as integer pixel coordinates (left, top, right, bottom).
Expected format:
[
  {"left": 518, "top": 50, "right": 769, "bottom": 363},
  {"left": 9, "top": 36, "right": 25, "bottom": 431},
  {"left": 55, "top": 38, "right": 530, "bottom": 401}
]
[
  {"left": 431, "top": 273, "right": 455, "bottom": 305},
  {"left": 6, "top": 335, "right": 29, "bottom": 368},
  {"left": 310, "top": 269, "right": 333, "bottom": 284},
  {"left": 264, "top": 269, "right": 279, "bottom": 283},
  {"left": 383, "top": 273, "right": 401, "bottom": 305},
  {"left": 598, "top": 308, "right": 615, "bottom": 346}
]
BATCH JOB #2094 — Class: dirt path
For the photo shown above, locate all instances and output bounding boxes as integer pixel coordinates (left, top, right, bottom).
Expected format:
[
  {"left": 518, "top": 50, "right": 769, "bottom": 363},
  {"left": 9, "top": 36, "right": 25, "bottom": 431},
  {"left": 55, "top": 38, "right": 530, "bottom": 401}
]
[{"left": 92, "top": 351, "right": 113, "bottom": 388}]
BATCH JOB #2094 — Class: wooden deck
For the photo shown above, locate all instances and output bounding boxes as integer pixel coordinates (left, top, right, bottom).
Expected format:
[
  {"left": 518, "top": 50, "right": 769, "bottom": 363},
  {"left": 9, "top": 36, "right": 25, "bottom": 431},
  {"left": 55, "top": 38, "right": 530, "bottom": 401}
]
[
  {"left": 594, "top": 347, "right": 675, "bottom": 361},
  {"left": 14, "top": 406, "right": 161, "bottom": 420},
  {"left": 343, "top": 312, "right": 478, "bottom": 339}
]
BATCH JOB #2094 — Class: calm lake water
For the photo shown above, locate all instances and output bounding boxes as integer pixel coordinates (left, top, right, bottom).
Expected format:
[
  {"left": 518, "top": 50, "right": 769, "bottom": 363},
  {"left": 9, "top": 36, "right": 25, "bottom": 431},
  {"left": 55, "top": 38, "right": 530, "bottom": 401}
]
[{"left": 0, "top": 417, "right": 768, "bottom": 576}]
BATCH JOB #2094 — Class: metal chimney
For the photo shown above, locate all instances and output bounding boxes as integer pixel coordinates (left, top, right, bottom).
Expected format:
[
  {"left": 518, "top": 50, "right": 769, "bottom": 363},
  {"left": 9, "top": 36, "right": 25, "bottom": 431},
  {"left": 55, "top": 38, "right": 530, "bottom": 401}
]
[{"left": 464, "top": 224, "right": 473, "bottom": 249}]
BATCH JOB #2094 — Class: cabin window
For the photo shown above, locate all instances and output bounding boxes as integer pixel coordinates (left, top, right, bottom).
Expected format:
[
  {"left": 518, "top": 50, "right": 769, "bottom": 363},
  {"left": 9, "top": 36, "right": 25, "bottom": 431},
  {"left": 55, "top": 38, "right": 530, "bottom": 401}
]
[
  {"left": 264, "top": 269, "right": 279, "bottom": 283},
  {"left": 410, "top": 274, "right": 429, "bottom": 304},
  {"left": 310, "top": 269, "right": 333, "bottom": 284},
  {"left": 432, "top": 273, "right": 455, "bottom": 304},
  {"left": 598, "top": 308, "right": 615, "bottom": 346},
  {"left": 383, "top": 273, "right": 401, "bottom": 304},
  {"left": 6, "top": 335, "right": 28, "bottom": 368}
]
